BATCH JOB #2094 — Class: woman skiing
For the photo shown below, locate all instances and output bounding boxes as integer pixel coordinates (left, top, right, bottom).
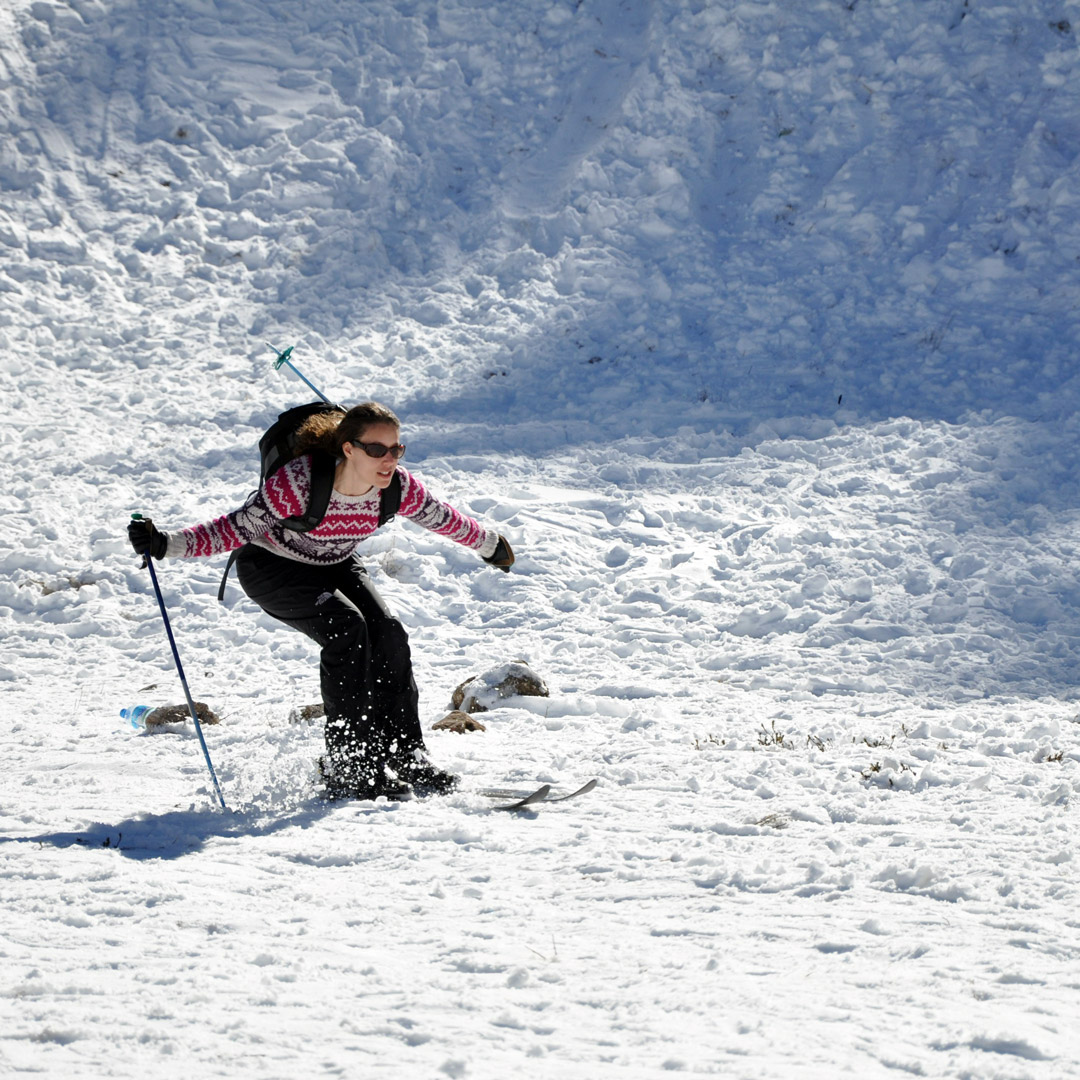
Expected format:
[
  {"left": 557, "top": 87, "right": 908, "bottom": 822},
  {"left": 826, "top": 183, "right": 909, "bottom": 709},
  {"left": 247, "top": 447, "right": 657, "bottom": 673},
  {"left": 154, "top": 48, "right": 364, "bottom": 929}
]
[{"left": 127, "top": 401, "right": 514, "bottom": 801}]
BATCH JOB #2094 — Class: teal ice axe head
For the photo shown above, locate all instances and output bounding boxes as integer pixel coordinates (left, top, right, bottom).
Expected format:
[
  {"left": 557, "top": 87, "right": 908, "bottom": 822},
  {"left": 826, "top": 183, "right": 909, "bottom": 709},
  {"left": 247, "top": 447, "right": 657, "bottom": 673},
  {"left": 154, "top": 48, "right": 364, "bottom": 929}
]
[{"left": 268, "top": 343, "right": 333, "bottom": 404}]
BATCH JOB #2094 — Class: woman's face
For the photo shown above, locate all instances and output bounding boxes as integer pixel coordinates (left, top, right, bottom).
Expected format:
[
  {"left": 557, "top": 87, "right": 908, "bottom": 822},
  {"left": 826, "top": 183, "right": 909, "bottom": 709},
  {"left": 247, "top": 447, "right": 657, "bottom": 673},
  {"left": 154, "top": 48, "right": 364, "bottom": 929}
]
[{"left": 340, "top": 422, "right": 402, "bottom": 493}]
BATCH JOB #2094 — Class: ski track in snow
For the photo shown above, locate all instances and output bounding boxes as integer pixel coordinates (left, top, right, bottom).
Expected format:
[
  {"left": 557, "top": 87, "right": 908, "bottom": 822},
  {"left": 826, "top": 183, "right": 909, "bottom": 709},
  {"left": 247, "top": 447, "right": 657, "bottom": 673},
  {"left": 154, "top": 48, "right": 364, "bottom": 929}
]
[{"left": 1, "top": 0, "right": 1079, "bottom": 1076}]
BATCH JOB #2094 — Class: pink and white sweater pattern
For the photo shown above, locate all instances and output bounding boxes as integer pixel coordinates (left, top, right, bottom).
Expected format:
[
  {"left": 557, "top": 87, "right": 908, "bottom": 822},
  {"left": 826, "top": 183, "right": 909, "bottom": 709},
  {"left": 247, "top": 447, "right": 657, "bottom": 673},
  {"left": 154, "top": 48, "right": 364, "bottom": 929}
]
[{"left": 165, "top": 456, "right": 498, "bottom": 566}]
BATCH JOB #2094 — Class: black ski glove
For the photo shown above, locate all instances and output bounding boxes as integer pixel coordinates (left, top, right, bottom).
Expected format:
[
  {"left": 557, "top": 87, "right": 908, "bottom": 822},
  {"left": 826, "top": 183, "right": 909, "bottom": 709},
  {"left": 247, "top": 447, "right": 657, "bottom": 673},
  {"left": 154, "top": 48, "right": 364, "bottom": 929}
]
[
  {"left": 482, "top": 534, "right": 514, "bottom": 573},
  {"left": 128, "top": 516, "right": 168, "bottom": 560}
]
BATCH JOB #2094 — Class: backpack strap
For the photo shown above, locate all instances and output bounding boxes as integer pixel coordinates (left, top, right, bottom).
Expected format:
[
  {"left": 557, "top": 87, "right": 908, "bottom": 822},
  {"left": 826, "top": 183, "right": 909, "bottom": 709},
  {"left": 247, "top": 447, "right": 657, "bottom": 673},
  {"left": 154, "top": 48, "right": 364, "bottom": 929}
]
[
  {"left": 217, "top": 549, "right": 238, "bottom": 602},
  {"left": 281, "top": 451, "right": 336, "bottom": 532},
  {"left": 378, "top": 469, "right": 402, "bottom": 527}
]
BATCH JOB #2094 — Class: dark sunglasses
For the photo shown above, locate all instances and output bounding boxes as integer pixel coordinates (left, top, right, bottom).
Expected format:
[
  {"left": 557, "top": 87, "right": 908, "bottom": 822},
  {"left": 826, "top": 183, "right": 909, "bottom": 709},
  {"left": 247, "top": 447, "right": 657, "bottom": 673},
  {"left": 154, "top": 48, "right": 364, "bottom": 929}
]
[{"left": 352, "top": 440, "right": 406, "bottom": 460}]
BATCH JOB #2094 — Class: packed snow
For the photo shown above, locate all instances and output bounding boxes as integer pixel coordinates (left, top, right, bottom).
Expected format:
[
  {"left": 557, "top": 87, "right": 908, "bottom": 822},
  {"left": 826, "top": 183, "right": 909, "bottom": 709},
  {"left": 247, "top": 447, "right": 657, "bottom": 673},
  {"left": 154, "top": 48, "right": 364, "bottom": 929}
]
[{"left": 2, "top": 0, "right": 1079, "bottom": 1076}]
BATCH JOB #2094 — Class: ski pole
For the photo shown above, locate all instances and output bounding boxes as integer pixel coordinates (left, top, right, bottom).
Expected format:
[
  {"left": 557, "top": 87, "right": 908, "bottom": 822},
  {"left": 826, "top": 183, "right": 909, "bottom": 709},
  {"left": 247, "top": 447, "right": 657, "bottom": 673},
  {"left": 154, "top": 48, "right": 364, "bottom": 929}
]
[
  {"left": 131, "top": 514, "right": 227, "bottom": 811},
  {"left": 269, "top": 343, "right": 333, "bottom": 404}
]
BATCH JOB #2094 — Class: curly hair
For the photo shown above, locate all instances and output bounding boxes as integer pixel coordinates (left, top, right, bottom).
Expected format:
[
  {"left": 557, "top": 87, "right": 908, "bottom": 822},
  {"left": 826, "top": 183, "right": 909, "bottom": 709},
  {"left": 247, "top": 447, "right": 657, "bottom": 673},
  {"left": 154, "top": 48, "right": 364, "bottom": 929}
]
[{"left": 293, "top": 402, "right": 401, "bottom": 458}]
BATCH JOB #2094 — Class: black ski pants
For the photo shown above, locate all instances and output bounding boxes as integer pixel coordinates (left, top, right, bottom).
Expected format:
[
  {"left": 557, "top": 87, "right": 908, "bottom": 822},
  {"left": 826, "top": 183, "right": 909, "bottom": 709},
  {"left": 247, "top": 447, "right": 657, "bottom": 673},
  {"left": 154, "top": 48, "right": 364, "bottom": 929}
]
[{"left": 235, "top": 545, "right": 424, "bottom": 779}]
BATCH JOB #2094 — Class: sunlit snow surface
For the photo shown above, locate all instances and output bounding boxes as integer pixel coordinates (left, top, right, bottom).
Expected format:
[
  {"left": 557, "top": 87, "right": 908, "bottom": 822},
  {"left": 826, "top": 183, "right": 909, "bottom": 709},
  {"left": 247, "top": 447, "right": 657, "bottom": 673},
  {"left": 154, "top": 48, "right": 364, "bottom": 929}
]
[{"left": 1, "top": 1, "right": 1078, "bottom": 1076}]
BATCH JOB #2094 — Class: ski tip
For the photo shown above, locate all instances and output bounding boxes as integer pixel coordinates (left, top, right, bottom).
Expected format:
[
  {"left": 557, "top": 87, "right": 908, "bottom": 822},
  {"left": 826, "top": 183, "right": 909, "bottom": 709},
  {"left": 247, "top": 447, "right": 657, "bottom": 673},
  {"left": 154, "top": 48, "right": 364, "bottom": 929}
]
[
  {"left": 492, "top": 784, "right": 552, "bottom": 811},
  {"left": 544, "top": 777, "right": 598, "bottom": 802},
  {"left": 487, "top": 778, "right": 600, "bottom": 810}
]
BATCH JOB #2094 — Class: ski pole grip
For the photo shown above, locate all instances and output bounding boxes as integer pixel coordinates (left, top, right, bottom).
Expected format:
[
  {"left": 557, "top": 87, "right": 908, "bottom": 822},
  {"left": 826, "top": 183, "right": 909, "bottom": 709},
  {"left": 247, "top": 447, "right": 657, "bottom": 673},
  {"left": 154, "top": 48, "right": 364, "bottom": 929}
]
[{"left": 130, "top": 512, "right": 151, "bottom": 568}]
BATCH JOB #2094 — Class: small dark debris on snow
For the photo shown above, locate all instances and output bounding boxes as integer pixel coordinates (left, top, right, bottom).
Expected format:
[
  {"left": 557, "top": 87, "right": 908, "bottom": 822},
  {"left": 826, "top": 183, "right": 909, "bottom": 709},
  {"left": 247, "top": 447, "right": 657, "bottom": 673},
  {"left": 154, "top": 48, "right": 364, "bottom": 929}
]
[
  {"left": 147, "top": 702, "right": 221, "bottom": 727},
  {"left": 431, "top": 711, "right": 487, "bottom": 733},
  {"left": 289, "top": 702, "right": 325, "bottom": 724}
]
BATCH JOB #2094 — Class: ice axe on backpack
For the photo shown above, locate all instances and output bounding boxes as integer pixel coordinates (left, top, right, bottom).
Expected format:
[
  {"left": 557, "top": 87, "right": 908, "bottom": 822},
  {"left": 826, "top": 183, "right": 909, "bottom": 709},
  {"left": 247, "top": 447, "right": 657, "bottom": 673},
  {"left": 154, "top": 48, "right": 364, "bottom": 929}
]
[{"left": 269, "top": 343, "right": 334, "bottom": 404}]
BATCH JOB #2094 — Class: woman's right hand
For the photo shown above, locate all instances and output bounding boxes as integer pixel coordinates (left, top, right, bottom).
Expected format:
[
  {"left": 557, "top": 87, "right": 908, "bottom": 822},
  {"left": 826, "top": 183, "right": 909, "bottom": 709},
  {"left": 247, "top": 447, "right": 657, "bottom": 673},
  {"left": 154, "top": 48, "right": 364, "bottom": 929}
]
[{"left": 128, "top": 516, "right": 168, "bottom": 560}]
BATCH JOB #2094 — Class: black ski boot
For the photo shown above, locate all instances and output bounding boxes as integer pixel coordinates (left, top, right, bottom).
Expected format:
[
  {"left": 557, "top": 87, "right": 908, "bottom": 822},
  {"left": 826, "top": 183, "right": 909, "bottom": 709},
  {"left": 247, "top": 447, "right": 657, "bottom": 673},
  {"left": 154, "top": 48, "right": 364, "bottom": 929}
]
[
  {"left": 390, "top": 750, "right": 460, "bottom": 797},
  {"left": 318, "top": 756, "right": 413, "bottom": 802}
]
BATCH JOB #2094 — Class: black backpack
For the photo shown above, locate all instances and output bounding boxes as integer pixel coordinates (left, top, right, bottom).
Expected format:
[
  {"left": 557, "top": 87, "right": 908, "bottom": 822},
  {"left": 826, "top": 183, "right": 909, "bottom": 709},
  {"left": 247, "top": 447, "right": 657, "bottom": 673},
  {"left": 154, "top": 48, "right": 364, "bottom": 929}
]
[{"left": 217, "top": 401, "right": 402, "bottom": 600}]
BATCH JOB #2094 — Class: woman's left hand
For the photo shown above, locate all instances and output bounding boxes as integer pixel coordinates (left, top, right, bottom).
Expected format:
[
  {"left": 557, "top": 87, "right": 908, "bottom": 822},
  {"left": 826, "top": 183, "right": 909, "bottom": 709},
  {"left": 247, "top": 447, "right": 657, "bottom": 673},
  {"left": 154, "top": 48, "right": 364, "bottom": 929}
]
[{"left": 482, "top": 535, "right": 514, "bottom": 572}]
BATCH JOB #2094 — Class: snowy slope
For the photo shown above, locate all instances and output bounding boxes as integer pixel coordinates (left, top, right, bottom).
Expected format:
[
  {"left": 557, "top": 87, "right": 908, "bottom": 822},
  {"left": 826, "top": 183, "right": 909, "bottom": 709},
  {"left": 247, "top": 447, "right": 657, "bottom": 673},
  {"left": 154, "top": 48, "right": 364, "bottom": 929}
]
[{"left": 2, "top": 1, "right": 1079, "bottom": 1077}]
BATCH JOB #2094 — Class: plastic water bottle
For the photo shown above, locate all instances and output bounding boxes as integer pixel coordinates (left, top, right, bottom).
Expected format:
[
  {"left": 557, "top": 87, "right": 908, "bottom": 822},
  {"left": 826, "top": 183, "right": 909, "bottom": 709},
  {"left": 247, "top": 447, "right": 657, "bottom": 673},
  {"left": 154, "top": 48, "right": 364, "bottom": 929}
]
[{"left": 121, "top": 705, "right": 161, "bottom": 730}]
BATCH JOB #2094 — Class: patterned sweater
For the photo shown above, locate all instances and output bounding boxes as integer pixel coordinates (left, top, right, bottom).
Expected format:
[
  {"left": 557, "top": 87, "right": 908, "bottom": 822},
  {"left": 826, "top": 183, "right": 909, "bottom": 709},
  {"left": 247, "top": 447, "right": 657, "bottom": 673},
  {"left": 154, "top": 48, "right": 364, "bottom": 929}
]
[{"left": 165, "top": 455, "right": 499, "bottom": 566}]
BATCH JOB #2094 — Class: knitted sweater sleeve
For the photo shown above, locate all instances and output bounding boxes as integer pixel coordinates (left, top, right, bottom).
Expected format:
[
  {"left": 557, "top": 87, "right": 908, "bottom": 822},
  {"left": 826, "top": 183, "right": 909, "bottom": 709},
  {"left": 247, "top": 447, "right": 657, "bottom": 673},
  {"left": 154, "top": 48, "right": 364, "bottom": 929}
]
[
  {"left": 397, "top": 468, "right": 500, "bottom": 557},
  {"left": 164, "top": 456, "right": 315, "bottom": 558}
]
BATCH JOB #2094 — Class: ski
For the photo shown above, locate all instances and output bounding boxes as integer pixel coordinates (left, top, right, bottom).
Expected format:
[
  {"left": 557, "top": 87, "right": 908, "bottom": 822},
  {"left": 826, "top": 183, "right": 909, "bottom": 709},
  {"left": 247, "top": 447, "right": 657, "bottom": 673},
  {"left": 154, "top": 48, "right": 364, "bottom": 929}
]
[
  {"left": 544, "top": 778, "right": 598, "bottom": 802},
  {"left": 481, "top": 778, "right": 597, "bottom": 811},
  {"left": 489, "top": 784, "right": 551, "bottom": 811}
]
